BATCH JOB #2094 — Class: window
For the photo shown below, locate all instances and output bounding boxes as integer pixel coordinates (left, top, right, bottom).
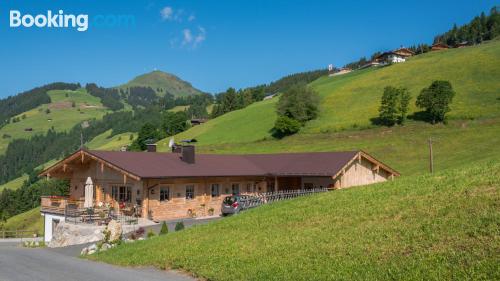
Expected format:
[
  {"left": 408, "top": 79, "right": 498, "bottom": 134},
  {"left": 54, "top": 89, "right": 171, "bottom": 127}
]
[
  {"left": 111, "top": 185, "right": 131, "bottom": 203},
  {"left": 246, "top": 183, "right": 252, "bottom": 193},
  {"left": 231, "top": 183, "right": 240, "bottom": 195},
  {"left": 185, "top": 185, "right": 195, "bottom": 200},
  {"left": 211, "top": 184, "right": 220, "bottom": 197},
  {"left": 160, "top": 186, "right": 170, "bottom": 202}
]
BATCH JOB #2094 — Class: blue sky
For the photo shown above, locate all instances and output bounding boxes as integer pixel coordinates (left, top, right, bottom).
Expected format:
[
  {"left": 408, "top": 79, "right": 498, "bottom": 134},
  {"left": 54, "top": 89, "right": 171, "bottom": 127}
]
[{"left": 0, "top": 0, "right": 496, "bottom": 97}]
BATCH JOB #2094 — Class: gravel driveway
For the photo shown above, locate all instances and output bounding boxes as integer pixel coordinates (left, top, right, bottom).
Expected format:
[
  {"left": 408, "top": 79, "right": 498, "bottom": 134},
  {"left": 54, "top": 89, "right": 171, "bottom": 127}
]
[{"left": 0, "top": 242, "right": 194, "bottom": 281}]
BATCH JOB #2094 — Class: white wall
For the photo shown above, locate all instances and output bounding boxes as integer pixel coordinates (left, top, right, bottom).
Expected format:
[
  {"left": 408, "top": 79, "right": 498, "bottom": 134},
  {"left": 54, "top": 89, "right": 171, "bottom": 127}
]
[{"left": 43, "top": 213, "right": 66, "bottom": 242}]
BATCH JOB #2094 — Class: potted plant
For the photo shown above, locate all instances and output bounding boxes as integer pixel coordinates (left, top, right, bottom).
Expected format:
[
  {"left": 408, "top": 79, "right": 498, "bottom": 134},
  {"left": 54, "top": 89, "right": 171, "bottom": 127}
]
[{"left": 208, "top": 207, "right": 214, "bottom": 216}]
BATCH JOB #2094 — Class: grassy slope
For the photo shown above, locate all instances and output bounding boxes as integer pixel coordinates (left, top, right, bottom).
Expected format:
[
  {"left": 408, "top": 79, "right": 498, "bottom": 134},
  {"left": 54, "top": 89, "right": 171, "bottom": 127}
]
[
  {"left": 0, "top": 88, "right": 108, "bottom": 154},
  {"left": 157, "top": 40, "right": 500, "bottom": 147},
  {"left": 117, "top": 70, "right": 203, "bottom": 97},
  {"left": 0, "top": 174, "right": 28, "bottom": 192},
  {"left": 158, "top": 98, "right": 278, "bottom": 150},
  {"left": 191, "top": 118, "right": 500, "bottom": 176},
  {"left": 90, "top": 159, "right": 500, "bottom": 281},
  {"left": 87, "top": 130, "right": 137, "bottom": 151},
  {"left": 0, "top": 207, "right": 43, "bottom": 235}
]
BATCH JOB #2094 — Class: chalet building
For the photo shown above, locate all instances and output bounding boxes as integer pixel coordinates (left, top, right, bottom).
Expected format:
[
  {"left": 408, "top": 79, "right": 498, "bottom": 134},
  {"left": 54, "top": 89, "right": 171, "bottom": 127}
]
[
  {"left": 39, "top": 147, "right": 399, "bottom": 241},
  {"left": 374, "top": 47, "right": 415, "bottom": 64},
  {"left": 331, "top": 67, "right": 352, "bottom": 76},
  {"left": 431, "top": 42, "right": 449, "bottom": 51},
  {"left": 190, "top": 118, "right": 208, "bottom": 126}
]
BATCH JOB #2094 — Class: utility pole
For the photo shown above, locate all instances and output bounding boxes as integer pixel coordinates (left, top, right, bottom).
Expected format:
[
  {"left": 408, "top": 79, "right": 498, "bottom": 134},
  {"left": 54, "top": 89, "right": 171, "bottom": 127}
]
[{"left": 428, "top": 137, "right": 434, "bottom": 173}]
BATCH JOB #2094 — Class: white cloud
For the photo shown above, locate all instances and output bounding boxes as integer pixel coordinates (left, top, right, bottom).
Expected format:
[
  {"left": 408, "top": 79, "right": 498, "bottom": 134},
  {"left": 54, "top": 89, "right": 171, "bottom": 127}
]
[
  {"left": 180, "top": 27, "right": 206, "bottom": 49},
  {"left": 188, "top": 14, "right": 196, "bottom": 22},
  {"left": 160, "top": 6, "right": 173, "bottom": 20},
  {"left": 194, "top": 27, "right": 206, "bottom": 45},
  {"left": 182, "top": 29, "right": 193, "bottom": 44}
]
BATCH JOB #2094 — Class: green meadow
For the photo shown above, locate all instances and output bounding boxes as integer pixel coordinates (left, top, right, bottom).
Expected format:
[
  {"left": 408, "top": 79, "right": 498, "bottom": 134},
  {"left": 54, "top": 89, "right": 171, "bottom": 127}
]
[
  {"left": 0, "top": 207, "right": 43, "bottom": 235},
  {"left": 158, "top": 39, "right": 500, "bottom": 147},
  {"left": 90, "top": 159, "right": 500, "bottom": 281},
  {"left": 87, "top": 130, "right": 137, "bottom": 151},
  {"left": 0, "top": 89, "right": 108, "bottom": 154},
  {"left": 0, "top": 174, "right": 28, "bottom": 193}
]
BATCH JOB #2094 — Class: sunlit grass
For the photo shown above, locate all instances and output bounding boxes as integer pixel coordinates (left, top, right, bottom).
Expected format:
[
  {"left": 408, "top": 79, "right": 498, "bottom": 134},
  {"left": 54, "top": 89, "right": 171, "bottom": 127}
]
[{"left": 89, "top": 160, "right": 500, "bottom": 280}]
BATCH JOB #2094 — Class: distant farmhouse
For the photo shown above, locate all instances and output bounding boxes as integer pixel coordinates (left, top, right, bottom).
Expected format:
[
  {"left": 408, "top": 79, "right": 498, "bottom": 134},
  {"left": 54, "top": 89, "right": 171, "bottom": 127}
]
[
  {"left": 431, "top": 42, "right": 449, "bottom": 51},
  {"left": 330, "top": 67, "right": 352, "bottom": 76},
  {"left": 361, "top": 47, "right": 415, "bottom": 69},
  {"left": 375, "top": 47, "right": 415, "bottom": 64}
]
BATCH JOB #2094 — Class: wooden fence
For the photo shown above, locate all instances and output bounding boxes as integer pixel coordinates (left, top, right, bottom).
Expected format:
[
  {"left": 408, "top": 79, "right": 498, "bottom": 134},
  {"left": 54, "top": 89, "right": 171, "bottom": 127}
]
[
  {"left": 1, "top": 230, "right": 38, "bottom": 239},
  {"left": 240, "top": 188, "right": 328, "bottom": 210}
]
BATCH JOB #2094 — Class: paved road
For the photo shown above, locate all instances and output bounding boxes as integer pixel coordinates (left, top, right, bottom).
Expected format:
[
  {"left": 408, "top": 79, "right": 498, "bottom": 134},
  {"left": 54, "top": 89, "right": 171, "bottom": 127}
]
[{"left": 0, "top": 243, "right": 195, "bottom": 281}]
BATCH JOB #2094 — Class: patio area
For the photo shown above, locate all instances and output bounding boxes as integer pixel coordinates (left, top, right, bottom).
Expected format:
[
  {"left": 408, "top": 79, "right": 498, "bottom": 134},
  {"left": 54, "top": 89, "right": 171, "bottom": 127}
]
[{"left": 41, "top": 196, "right": 144, "bottom": 226}]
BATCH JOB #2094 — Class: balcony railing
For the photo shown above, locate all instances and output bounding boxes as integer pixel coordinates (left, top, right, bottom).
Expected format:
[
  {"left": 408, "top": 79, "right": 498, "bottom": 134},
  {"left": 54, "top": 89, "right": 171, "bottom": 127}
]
[{"left": 40, "top": 196, "right": 84, "bottom": 215}]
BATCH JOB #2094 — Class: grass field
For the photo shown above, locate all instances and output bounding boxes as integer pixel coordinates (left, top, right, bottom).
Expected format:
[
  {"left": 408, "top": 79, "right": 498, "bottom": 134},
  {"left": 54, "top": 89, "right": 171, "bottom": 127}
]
[
  {"left": 0, "top": 88, "right": 108, "bottom": 154},
  {"left": 157, "top": 40, "right": 500, "bottom": 147},
  {"left": 0, "top": 207, "right": 43, "bottom": 235},
  {"left": 87, "top": 130, "right": 137, "bottom": 151},
  {"left": 0, "top": 174, "right": 27, "bottom": 193},
  {"left": 181, "top": 117, "right": 500, "bottom": 176},
  {"left": 90, "top": 159, "right": 500, "bottom": 280}
]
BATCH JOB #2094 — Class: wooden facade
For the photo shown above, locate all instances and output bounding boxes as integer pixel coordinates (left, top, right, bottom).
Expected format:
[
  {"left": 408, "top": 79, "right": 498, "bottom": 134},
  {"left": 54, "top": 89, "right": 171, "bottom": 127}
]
[{"left": 40, "top": 150, "right": 399, "bottom": 222}]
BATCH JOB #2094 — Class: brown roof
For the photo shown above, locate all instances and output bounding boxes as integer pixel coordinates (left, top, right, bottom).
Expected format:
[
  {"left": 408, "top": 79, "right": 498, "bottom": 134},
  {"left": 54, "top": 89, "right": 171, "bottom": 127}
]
[
  {"left": 41, "top": 149, "right": 399, "bottom": 179},
  {"left": 88, "top": 150, "right": 358, "bottom": 178}
]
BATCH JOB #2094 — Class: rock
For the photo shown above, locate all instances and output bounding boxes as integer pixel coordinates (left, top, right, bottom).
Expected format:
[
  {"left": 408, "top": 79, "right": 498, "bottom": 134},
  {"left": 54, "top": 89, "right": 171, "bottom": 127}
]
[
  {"left": 49, "top": 222, "right": 105, "bottom": 248},
  {"left": 88, "top": 249, "right": 96, "bottom": 255},
  {"left": 80, "top": 247, "right": 88, "bottom": 256},
  {"left": 101, "top": 243, "right": 110, "bottom": 251},
  {"left": 107, "top": 220, "right": 122, "bottom": 242},
  {"left": 88, "top": 244, "right": 97, "bottom": 251}
]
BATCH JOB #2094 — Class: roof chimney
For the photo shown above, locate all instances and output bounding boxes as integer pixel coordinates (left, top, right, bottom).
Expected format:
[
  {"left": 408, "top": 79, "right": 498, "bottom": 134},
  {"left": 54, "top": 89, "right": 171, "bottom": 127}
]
[
  {"left": 181, "top": 145, "right": 195, "bottom": 164},
  {"left": 146, "top": 143, "right": 157, "bottom": 153}
]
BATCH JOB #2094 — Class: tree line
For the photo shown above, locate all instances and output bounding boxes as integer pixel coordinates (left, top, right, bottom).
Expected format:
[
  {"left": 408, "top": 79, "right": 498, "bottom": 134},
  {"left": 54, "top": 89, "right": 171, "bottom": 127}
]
[
  {"left": 85, "top": 83, "right": 124, "bottom": 111},
  {"left": 211, "top": 69, "right": 327, "bottom": 119},
  {"left": 434, "top": 7, "right": 500, "bottom": 46},
  {"left": 343, "top": 6, "right": 499, "bottom": 70}
]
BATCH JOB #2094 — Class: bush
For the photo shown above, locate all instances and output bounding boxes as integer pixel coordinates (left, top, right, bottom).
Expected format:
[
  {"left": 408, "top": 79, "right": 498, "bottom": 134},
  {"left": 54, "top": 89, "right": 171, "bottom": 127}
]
[
  {"left": 416, "top": 80, "right": 455, "bottom": 124},
  {"left": 175, "top": 221, "right": 185, "bottom": 231},
  {"left": 147, "top": 229, "right": 156, "bottom": 238},
  {"left": 276, "top": 84, "right": 320, "bottom": 123},
  {"left": 273, "top": 116, "right": 301, "bottom": 137},
  {"left": 160, "top": 222, "right": 169, "bottom": 235}
]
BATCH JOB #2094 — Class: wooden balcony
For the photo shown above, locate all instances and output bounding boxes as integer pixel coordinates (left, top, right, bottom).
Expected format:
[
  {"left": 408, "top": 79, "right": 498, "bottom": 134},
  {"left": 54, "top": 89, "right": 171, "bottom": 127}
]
[{"left": 40, "top": 196, "right": 84, "bottom": 216}]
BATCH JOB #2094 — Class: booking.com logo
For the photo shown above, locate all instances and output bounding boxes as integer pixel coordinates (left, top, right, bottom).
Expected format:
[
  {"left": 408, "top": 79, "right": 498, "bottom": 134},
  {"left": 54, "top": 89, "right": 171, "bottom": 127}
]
[{"left": 9, "top": 10, "right": 136, "bottom": 32}]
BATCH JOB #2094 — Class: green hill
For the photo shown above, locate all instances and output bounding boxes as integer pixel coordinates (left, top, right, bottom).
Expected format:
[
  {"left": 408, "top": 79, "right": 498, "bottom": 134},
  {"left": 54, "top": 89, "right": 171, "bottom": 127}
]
[
  {"left": 158, "top": 40, "right": 500, "bottom": 148},
  {"left": 0, "top": 88, "right": 108, "bottom": 154},
  {"left": 117, "top": 70, "right": 203, "bottom": 97},
  {"left": 0, "top": 174, "right": 28, "bottom": 193},
  {"left": 0, "top": 207, "right": 43, "bottom": 235},
  {"left": 90, "top": 159, "right": 500, "bottom": 280}
]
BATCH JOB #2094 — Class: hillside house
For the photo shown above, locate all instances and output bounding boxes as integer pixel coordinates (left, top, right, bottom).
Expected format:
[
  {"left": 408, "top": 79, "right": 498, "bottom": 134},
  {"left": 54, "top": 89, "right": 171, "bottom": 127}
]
[
  {"left": 190, "top": 118, "right": 208, "bottom": 126},
  {"left": 431, "top": 42, "right": 449, "bottom": 51},
  {"left": 332, "top": 67, "right": 352, "bottom": 76},
  {"left": 39, "top": 147, "right": 399, "bottom": 241},
  {"left": 374, "top": 47, "right": 415, "bottom": 64}
]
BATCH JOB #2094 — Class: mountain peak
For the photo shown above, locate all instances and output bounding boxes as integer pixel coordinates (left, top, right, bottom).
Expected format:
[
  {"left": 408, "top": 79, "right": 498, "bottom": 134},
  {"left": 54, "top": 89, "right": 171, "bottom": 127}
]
[{"left": 118, "top": 70, "right": 203, "bottom": 97}]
